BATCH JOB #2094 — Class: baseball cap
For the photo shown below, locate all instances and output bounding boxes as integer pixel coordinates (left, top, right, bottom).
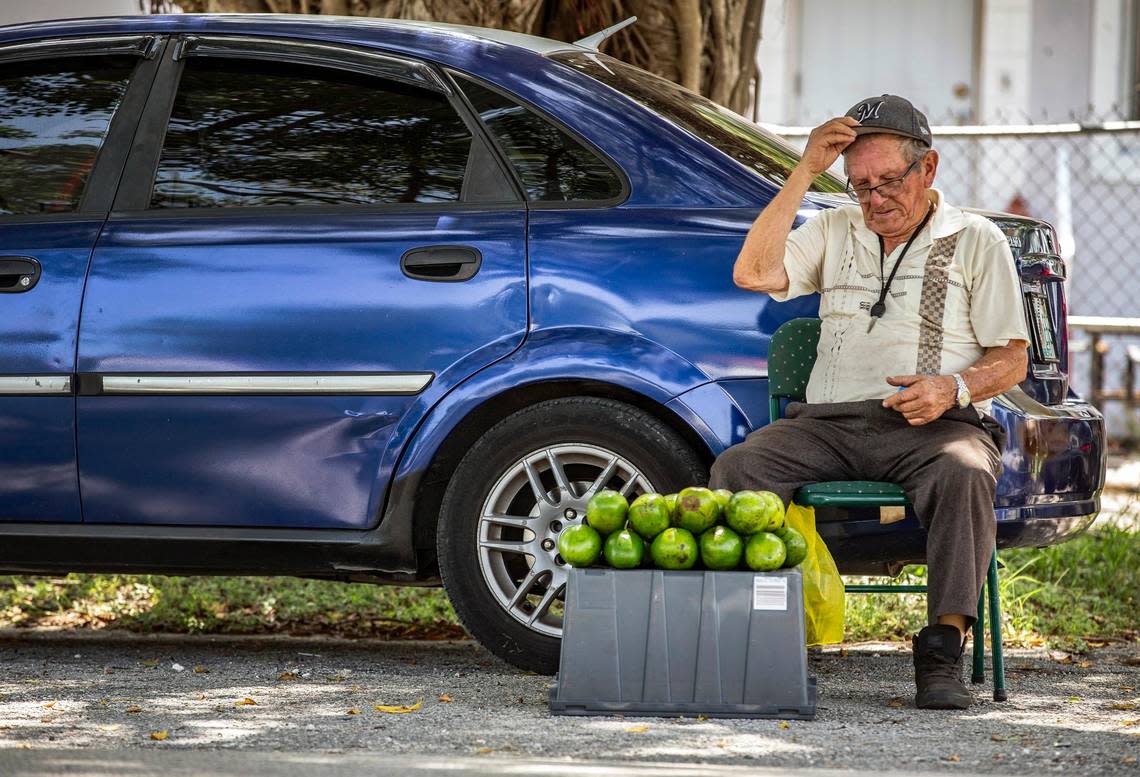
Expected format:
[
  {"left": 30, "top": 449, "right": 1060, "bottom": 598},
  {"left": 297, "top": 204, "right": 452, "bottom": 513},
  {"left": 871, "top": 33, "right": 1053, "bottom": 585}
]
[{"left": 844, "top": 94, "right": 932, "bottom": 146}]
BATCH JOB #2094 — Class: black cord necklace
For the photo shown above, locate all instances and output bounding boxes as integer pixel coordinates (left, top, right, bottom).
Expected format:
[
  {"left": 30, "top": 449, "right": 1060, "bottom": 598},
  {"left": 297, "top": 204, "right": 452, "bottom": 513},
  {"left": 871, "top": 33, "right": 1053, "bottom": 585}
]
[{"left": 866, "top": 204, "right": 935, "bottom": 334}]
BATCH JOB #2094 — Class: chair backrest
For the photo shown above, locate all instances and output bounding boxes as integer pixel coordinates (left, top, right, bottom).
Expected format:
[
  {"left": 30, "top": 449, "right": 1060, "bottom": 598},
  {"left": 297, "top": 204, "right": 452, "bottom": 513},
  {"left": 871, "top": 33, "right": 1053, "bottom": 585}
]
[{"left": 767, "top": 317, "right": 821, "bottom": 422}]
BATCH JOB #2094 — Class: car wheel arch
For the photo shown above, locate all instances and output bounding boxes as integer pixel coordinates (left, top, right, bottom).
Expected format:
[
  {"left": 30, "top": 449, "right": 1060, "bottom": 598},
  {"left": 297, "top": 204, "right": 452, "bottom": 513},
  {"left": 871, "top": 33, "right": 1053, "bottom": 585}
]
[{"left": 408, "top": 378, "right": 715, "bottom": 577}]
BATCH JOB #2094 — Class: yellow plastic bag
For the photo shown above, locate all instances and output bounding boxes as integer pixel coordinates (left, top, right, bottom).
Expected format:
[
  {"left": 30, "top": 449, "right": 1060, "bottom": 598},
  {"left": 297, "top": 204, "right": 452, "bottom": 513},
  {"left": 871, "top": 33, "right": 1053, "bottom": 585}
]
[{"left": 784, "top": 503, "right": 845, "bottom": 646}]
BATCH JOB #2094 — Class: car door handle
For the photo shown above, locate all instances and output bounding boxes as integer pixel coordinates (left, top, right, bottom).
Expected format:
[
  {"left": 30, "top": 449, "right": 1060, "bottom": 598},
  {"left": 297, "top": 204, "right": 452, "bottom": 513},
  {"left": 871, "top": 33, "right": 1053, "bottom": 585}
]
[
  {"left": 0, "top": 256, "right": 41, "bottom": 293},
  {"left": 400, "top": 245, "right": 482, "bottom": 282}
]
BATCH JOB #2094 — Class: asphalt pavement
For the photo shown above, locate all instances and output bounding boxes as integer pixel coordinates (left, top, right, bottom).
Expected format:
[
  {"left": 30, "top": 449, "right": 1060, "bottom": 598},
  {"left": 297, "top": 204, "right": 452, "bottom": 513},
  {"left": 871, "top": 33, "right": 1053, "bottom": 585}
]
[{"left": 0, "top": 629, "right": 1137, "bottom": 776}]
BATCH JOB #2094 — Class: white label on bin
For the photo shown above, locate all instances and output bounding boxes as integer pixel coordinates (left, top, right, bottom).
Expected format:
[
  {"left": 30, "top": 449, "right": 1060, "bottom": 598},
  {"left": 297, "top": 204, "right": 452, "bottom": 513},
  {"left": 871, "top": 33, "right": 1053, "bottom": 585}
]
[{"left": 752, "top": 576, "right": 788, "bottom": 611}]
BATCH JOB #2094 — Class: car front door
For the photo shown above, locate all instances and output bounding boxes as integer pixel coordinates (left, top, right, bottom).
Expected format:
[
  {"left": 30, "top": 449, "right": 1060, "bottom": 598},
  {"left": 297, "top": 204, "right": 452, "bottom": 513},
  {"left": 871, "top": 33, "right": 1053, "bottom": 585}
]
[
  {"left": 0, "top": 35, "right": 158, "bottom": 522},
  {"left": 76, "top": 37, "right": 527, "bottom": 528}
]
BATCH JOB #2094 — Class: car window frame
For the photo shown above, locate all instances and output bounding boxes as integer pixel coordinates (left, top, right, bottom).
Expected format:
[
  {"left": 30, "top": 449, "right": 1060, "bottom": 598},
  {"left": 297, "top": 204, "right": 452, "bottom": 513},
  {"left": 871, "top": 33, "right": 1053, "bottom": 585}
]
[
  {"left": 112, "top": 35, "right": 524, "bottom": 218},
  {"left": 0, "top": 34, "right": 164, "bottom": 224},
  {"left": 442, "top": 67, "right": 631, "bottom": 209}
]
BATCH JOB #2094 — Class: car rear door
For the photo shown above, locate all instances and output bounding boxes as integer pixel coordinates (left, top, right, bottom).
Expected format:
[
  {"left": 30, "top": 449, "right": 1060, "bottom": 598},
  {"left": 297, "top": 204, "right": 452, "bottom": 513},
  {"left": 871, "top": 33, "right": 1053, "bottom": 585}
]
[
  {"left": 76, "top": 36, "right": 527, "bottom": 529},
  {"left": 0, "top": 34, "right": 158, "bottom": 523}
]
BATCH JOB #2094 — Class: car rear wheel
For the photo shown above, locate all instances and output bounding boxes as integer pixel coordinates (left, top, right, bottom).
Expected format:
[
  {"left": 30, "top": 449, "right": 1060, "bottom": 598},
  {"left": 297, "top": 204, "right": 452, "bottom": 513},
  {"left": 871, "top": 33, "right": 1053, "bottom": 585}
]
[{"left": 437, "top": 396, "right": 707, "bottom": 674}]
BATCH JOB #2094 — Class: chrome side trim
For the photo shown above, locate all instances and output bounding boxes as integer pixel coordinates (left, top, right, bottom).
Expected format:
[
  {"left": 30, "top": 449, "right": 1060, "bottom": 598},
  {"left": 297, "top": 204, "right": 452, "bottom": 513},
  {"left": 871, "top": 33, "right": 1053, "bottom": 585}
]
[
  {"left": 100, "top": 374, "right": 433, "bottom": 395},
  {"left": 0, "top": 376, "right": 71, "bottom": 395}
]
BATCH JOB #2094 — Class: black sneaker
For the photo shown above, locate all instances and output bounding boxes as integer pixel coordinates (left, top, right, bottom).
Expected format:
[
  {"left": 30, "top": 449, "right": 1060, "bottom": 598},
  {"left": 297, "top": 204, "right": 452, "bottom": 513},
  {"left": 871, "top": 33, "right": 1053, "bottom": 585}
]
[{"left": 912, "top": 624, "right": 972, "bottom": 710}]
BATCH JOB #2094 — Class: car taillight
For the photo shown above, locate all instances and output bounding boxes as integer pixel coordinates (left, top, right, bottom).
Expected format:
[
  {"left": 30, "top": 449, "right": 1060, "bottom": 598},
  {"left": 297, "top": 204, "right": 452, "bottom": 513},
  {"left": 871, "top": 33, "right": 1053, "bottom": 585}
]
[{"left": 1011, "top": 223, "right": 1069, "bottom": 404}]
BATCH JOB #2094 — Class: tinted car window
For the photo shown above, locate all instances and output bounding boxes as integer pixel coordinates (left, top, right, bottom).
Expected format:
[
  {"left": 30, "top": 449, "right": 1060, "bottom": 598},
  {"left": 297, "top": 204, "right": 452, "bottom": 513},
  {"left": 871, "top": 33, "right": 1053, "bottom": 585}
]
[
  {"left": 452, "top": 73, "right": 623, "bottom": 203},
  {"left": 0, "top": 55, "right": 135, "bottom": 216},
  {"left": 550, "top": 51, "right": 845, "bottom": 194},
  {"left": 151, "top": 58, "right": 473, "bottom": 208}
]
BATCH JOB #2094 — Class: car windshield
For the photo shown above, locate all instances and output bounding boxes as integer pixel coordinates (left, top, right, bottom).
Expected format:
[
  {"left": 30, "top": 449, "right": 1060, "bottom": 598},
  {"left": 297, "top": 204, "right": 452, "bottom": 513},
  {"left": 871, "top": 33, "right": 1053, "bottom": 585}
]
[{"left": 549, "top": 51, "right": 845, "bottom": 194}]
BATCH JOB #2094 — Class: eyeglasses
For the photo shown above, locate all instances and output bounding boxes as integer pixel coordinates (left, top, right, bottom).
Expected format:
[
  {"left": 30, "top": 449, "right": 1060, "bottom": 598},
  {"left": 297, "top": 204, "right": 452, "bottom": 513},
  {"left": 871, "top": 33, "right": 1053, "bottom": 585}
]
[{"left": 845, "top": 159, "right": 921, "bottom": 202}]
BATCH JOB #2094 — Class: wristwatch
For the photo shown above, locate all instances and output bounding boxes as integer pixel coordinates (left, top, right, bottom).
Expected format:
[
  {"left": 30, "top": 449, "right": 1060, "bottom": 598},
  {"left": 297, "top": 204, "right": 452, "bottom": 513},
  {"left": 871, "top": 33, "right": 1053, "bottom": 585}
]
[{"left": 952, "top": 373, "right": 971, "bottom": 409}]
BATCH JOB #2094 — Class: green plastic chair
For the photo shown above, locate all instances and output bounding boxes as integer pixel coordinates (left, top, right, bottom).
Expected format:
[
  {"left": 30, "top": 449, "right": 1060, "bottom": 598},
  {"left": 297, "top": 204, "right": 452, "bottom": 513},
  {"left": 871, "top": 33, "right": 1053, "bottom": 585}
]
[{"left": 768, "top": 317, "right": 1007, "bottom": 701}]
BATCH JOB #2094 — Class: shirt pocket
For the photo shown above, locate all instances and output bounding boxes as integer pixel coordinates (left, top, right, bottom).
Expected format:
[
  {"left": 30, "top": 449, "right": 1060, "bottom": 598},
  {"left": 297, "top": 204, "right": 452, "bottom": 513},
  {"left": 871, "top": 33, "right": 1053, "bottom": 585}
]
[{"left": 819, "top": 233, "right": 877, "bottom": 320}]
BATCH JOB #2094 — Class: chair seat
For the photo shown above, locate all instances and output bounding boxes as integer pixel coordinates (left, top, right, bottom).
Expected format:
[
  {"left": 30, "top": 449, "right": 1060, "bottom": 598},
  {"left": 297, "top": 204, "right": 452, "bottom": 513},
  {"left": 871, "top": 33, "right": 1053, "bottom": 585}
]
[{"left": 794, "top": 480, "right": 908, "bottom": 507}]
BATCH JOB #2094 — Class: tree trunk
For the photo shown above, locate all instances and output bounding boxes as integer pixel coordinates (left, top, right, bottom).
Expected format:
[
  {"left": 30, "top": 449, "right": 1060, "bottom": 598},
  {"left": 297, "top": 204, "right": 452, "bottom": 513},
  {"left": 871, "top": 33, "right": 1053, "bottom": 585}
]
[{"left": 154, "top": 0, "right": 765, "bottom": 115}]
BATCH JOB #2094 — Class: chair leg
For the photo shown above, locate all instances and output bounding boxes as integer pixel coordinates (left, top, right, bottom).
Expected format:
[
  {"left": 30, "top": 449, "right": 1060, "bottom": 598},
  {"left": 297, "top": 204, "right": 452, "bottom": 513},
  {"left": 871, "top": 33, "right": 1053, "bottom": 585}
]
[
  {"left": 971, "top": 588, "right": 986, "bottom": 684},
  {"left": 987, "top": 549, "right": 1008, "bottom": 702}
]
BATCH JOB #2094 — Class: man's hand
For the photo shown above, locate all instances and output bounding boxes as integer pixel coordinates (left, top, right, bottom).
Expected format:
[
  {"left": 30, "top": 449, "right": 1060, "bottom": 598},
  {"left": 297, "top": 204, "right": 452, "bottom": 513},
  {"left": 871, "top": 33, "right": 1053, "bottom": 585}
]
[
  {"left": 796, "top": 117, "right": 860, "bottom": 177},
  {"left": 882, "top": 374, "right": 957, "bottom": 425}
]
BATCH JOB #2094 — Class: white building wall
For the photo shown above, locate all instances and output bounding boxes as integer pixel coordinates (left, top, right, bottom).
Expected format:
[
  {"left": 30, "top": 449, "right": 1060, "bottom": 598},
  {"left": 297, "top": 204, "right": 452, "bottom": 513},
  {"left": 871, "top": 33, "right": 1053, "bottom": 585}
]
[{"left": 977, "top": 0, "right": 1032, "bottom": 123}]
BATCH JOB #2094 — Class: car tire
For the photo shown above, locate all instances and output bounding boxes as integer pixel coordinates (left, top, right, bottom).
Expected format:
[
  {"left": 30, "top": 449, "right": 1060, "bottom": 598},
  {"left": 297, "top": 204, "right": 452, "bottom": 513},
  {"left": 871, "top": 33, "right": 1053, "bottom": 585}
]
[{"left": 437, "top": 396, "right": 708, "bottom": 674}]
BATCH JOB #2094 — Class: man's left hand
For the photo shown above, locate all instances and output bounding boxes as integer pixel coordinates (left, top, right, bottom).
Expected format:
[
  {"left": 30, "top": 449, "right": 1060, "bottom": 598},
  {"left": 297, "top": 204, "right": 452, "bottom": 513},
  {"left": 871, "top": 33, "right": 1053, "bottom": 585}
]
[{"left": 882, "top": 374, "right": 957, "bottom": 425}]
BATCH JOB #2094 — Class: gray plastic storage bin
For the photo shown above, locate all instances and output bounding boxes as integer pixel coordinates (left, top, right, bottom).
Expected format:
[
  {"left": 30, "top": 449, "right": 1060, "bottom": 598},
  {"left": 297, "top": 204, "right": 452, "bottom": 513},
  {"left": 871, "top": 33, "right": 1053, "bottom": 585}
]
[{"left": 549, "top": 567, "right": 816, "bottom": 719}]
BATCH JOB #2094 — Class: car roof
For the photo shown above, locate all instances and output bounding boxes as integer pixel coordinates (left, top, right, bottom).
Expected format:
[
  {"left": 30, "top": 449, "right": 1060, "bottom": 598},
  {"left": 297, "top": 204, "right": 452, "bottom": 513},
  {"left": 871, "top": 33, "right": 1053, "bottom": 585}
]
[{"left": 0, "top": 14, "right": 590, "bottom": 56}]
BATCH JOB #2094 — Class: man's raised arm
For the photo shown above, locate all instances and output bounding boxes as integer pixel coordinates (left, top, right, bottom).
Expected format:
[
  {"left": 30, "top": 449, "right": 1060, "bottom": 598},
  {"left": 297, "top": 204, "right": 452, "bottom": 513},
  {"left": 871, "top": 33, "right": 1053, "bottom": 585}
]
[{"left": 733, "top": 117, "right": 860, "bottom": 293}]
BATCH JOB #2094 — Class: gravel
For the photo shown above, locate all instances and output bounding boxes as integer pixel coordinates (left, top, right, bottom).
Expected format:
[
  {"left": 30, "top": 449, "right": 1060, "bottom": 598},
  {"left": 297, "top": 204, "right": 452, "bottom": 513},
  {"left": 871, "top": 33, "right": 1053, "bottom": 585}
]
[{"left": 0, "top": 629, "right": 1137, "bottom": 775}]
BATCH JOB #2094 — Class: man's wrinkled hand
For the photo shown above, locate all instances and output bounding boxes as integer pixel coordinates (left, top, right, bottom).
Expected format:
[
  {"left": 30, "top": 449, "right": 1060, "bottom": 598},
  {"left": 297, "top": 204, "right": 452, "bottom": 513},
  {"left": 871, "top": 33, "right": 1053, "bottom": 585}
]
[
  {"left": 882, "top": 375, "right": 957, "bottom": 425},
  {"left": 796, "top": 117, "right": 860, "bottom": 177}
]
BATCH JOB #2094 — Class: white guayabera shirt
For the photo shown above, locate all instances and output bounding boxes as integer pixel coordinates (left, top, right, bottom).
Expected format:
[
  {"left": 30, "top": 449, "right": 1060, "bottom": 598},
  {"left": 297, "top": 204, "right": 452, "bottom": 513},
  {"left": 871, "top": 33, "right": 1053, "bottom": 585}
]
[{"left": 772, "top": 188, "right": 1030, "bottom": 415}]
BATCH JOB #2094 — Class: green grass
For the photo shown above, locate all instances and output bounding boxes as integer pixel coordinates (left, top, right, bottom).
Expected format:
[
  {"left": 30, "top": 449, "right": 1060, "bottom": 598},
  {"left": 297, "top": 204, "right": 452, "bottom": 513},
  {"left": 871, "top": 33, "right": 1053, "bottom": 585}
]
[
  {"left": 843, "top": 524, "right": 1140, "bottom": 649},
  {"left": 0, "top": 574, "right": 462, "bottom": 639},
  {"left": 0, "top": 526, "right": 1135, "bottom": 648}
]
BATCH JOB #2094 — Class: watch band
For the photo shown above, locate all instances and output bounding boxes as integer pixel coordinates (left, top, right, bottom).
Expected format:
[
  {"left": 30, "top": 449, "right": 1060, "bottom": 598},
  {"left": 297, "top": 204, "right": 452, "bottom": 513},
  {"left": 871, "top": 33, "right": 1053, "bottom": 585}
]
[{"left": 953, "top": 373, "right": 971, "bottom": 409}]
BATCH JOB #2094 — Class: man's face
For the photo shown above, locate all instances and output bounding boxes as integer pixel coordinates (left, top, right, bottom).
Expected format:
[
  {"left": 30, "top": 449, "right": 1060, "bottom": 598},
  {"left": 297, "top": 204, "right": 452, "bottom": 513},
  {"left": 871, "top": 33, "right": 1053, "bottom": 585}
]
[{"left": 844, "top": 135, "right": 937, "bottom": 239}]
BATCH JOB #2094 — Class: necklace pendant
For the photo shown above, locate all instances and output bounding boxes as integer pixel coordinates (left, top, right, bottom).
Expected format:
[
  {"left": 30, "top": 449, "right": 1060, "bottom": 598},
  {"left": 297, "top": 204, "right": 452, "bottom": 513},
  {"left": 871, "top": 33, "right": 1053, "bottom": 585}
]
[
  {"left": 866, "top": 317, "right": 877, "bottom": 334},
  {"left": 870, "top": 301, "right": 886, "bottom": 318}
]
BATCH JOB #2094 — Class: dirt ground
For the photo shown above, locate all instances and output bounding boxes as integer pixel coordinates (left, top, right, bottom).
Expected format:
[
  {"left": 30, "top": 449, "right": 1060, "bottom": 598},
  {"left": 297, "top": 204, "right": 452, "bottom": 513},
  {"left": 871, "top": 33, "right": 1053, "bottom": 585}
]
[{"left": 0, "top": 629, "right": 1136, "bottom": 776}]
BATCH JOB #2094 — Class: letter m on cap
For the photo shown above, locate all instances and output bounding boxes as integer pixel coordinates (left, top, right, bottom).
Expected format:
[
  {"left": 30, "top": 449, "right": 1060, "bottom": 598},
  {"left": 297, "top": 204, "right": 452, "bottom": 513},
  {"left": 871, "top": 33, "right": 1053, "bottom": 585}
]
[{"left": 855, "top": 101, "right": 884, "bottom": 121}]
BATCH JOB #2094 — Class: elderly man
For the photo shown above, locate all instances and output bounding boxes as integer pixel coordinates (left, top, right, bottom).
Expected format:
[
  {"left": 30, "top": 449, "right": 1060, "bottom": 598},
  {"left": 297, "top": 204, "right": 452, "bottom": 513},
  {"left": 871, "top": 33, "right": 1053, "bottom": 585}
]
[{"left": 710, "top": 95, "right": 1030, "bottom": 710}]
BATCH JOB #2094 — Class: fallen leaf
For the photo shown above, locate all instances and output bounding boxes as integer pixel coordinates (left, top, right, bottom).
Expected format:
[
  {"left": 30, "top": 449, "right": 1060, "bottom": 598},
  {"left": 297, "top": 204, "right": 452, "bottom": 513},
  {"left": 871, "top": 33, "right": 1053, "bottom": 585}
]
[
  {"left": 235, "top": 698, "right": 258, "bottom": 707},
  {"left": 438, "top": 694, "right": 453, "bottom": 703},
  {"left": 1110, "top": 702, "right": 1138, "bottom": 711},
  {"left": 39, "top": 716, "right": 56, "bottom": 724},
  {"left": 1078, "top": 661, "right": 1091, "bottom": 669},
  {"left": 40, "top": 702, "right": 56, "bottom": 709},
  {"left": 1119, "top": 719, "right": 1138, "bottom": 728},
  {"left": 990, "top": 734, "right": 1008, "bottom": 742},
  {"left": 373, "top": 700, "right": 422, "bottom": 714},
  {"left": 125, "top": 706, "right": 142, "bottom": 714},
  {"left": 1066, "top": 696, "right": 1081, "bottom": 703},
  {"left": 625, "top": 725, "right": 649, "bottom": 733},
  {"left": 1123, "top": 755, "right": 1137, "bottom": 765},
  {"left": 887, "top": 697, "right": 905, "bottom": 708},
  {"left": 696, "top": 715, "right": 708, "bottom": 721},
  {"left": 346, "top": 708, "right": 360, "bottom": 715},
  {"left": 195, "top": 694, "right": 207, "bottom": 701},
  {"left": 476, "top": 747, "right": 493, "bottom": 754},
  {"left": 778, "top": 721, "right": 790, "bottom": 729},
  {"left": 1124, "top": 656, "right": 1140, "bottom": 667},
  {"left": 277, "top": 672, "right": 299, "bottom": 682},
  {"left": 943, "top": 754, "right": 960, "bottom": 762},
  {"left": 141, "top": 658, "right": 160, "bottom": 668},
  {"left": 1121, "top": 686, "right": 1136, "bottom": 692},
  {"left": 716, "top": 739, "right": 729, "bottom": 748},
  {"left": 150, "top": 730, "right": 168, "bottom": 741},
  {"left": 193, "top": 666, "right": 209, "bottom": 674}
]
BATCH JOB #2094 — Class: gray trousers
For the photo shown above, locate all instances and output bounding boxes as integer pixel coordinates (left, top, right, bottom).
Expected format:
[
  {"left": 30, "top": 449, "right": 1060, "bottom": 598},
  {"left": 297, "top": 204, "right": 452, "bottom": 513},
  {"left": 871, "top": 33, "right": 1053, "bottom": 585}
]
[{"left": 709, "top": 400, "right": 1003, "bottom": 625}]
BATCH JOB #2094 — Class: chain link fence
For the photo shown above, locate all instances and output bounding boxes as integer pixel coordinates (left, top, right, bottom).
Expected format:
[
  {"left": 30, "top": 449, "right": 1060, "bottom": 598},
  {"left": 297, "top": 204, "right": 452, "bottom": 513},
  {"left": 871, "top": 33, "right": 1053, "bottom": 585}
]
[{"left": 769, "top": 114, "right": 1140, "bottom": 442}]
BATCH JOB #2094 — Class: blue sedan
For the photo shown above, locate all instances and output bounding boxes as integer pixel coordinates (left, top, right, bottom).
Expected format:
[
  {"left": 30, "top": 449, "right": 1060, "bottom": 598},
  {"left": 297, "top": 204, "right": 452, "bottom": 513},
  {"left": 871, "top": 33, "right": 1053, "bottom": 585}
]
[{"left": 0, "top": 14, "right": 1104, "bottom": 672}]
